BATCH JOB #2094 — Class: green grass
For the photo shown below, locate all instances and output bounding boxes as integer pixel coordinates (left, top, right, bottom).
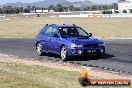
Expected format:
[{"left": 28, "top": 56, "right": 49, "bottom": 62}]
[
  {"left": 0, "top": 60, "right": 131, "bottom": 88},
  {"left": 0, "top": 61, "right": 81, "bottom": 88},
  {"left": 0, "top": 17, "right": 132, "bottom": 38}
]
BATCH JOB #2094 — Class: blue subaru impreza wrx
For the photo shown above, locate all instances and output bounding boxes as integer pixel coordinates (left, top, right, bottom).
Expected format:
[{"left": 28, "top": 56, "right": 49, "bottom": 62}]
[{"left": 35, "top": 24, "right": 105, "bottom": 61}]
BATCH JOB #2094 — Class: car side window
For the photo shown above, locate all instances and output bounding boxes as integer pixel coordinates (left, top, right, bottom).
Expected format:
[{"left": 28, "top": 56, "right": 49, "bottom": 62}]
[
  {"left": 76, "top": 27, "right": 88, "bottom": 36},
  {"left": 43, "top": 26, "right": 53, "bottom": 36},
  {"left": 51, "top": 27, "right": 58, "bottom": 36}
]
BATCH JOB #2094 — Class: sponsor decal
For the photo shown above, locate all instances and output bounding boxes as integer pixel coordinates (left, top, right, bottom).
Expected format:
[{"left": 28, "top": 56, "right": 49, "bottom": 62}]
[{"left": 79, "top": 67, "right": 131, "bottom": 86}]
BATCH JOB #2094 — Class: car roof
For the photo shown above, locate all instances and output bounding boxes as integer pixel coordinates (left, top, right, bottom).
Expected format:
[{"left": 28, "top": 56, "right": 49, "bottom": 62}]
[{"left": 47, "top": 24, "right": 79, "bottom": 28}]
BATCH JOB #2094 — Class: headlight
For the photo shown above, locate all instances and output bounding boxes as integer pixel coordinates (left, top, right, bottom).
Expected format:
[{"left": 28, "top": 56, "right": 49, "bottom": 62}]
[
  {"left": 99, "top": 42, "right": 105, "bottom": 46},
  {"left": 71, "top": 44, "right": 83, "bottom": 48}
]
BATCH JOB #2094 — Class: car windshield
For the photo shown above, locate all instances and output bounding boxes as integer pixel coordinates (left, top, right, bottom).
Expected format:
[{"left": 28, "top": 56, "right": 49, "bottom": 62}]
[{"left": 59, "top": 27, "right": 89, "bottom": 38}]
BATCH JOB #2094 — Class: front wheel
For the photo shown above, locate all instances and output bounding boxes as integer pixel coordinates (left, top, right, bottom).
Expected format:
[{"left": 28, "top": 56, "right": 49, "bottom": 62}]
[{"left": 60, "top": 46, "right": 68, "bottom": 61}]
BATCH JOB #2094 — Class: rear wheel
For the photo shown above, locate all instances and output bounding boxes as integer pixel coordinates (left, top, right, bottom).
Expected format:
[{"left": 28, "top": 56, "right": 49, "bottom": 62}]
[
  {"left": 60, "top": 46, "right": 68, "bottom": 61},
  {"left": 36, "top": 43, "right": 45, "bottom": 56}
]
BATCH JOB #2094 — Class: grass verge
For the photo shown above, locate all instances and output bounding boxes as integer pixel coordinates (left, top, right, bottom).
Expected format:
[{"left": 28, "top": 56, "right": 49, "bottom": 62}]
[
  {"left": 0, "top": 55, "right": 131, "bottom": 88},
  {"left": 0, "top": 61, "right": 81, "bottom": 88},
  {"left": 0, "top": 17, "right": 132, "bottom": 38}
]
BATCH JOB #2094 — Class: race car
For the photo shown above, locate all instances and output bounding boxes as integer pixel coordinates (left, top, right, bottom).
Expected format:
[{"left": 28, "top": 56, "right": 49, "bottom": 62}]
[{"left": 35, "top": 24, "right": 105, "bottom": 61}]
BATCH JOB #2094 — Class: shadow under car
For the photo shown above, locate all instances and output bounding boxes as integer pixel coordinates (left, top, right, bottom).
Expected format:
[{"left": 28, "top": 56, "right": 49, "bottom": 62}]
[{"left": 38, "top": 52, "right": 115, "bottom": 61}]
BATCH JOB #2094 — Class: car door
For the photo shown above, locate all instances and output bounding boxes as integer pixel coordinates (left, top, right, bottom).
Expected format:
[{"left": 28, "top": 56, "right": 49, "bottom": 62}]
[
  {"left": 50, "top": 27, "right": 61, "bottom": 53},
  {"left": 40, "top": 26, "right": 53, "bottom": 51}
]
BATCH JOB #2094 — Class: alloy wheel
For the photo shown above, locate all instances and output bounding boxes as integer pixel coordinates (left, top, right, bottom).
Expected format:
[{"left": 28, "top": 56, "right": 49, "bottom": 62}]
[
  {"left": 61, "top": 46, "right": 67, "bottom": 60},
  {"left": 37, "top": 43, "right": 43, "bottom": 56}
]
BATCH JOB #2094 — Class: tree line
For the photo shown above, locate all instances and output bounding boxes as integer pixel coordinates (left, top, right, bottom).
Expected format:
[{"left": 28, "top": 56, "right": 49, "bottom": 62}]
[
  {"left": 48, "top": 3, "right": 118, "bottom": 12},
  {"left": 0, "top": 5, "right": 47, "bottom": 14},
  {"left": 0, "top": 6, "right": 28, "bottom": 14},
  {"left": 1, "top": 3, "right": 131, "bottom": 14}
]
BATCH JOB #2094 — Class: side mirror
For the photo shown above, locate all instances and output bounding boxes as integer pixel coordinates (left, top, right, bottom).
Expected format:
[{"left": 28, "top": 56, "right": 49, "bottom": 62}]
[
  {"left": 89, "top": 33, "right": 92, "bottom": 37},
  {"left": 52, "top": 33, "right": 60, "bottom": 38}
]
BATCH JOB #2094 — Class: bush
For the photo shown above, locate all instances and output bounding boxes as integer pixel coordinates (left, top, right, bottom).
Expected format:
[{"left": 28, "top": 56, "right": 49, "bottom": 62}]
[
  {"left": 130, "top": 9, "right": 132, "bottom": 13},
  {"left": 102, "top": 10, "right": 112, "bottom": 14},
  {"left": 115, "top": 11, "right": 119, "bottom": 13},
  {"left": 122, "top": 10, "right": 127, "bottom": 13},
  {"left": 23, "top": 8, "right": 30, "bottom": 13}
]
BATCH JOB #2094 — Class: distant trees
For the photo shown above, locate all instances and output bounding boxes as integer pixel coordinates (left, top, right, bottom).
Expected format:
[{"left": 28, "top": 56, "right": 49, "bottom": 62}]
[
  {"left": 130, "top": 9, "right": 132, "bottom": 13},
  {"left": 111, "top": 3, "right": 118, "bottom": 10},
  {"left": 0, "top": 3, "right": 119, "bottom": 14},
  {"left": 122, "top": 10, "right": 127, "bottom": 13},
  {"left": 0, "top": 8, "right": 2, "bottom": 14},
  {"left": 118, "top": 0, "right": 126, "bottom": 2},
  {"left": 68, "top": 5, "right": 74, "bottom": 11},
  {"left": 48, "top": 4, "right": 114, "bottom": 12},
  {"left": 102, "top": 10, "right": 112, "bottom": 14},
  {"left": 23, "top": 8, "right": 30, "bottom": 13},
  {"left": 79, "top": 3, "right": 118, "bottom": 11},
  {"left": 55, "top": 4, "right": 64, "bottom": 12},
  {"left": 48, "top": 4, "right": 68, "bottom": 12},
  {"left": 0, "top": 5, "right": 36, "bottom": 14},
  {"left": 0, "top": 6, "right": 24, "bottom": 14}
]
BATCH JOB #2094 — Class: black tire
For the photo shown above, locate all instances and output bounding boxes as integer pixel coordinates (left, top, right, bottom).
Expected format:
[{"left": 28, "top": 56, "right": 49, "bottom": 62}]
[
  {"left": 60, "top": 46, "right": 68, "bottom": 61},
  {"left": 96, "top": 54, "right": 102, "bottom": 58},
  {"left": 36, "top": 43, "right": 45, "bottom": 56}
]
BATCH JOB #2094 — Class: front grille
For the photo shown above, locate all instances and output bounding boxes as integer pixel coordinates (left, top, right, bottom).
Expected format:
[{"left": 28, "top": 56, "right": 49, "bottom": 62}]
[{"left": 83, "top": 44, "right": 98, "bottom": 47}]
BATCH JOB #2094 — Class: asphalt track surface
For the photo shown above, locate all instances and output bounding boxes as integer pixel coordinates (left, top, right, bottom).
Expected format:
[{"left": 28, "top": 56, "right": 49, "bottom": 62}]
[{"left": 0, "top": 38, "right": 132, "bottom": 74}]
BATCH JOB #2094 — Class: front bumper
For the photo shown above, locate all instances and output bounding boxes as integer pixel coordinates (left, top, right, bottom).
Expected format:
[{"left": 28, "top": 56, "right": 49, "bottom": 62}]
[{"left": 67, "top": 46, "right": 105, "bottom": 57}]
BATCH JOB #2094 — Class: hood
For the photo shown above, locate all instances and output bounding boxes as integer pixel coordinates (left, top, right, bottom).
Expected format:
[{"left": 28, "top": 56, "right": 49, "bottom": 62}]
[{"left": 66, "top": 37, "right": 103, "bottom": 45}]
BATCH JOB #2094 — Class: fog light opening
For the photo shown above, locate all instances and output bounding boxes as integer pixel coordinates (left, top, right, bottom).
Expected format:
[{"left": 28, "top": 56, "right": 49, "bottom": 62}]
[
  {"left": 72, "top": 50, "right": 82, "bottom": 54},
  {"left": 78, "top": 50, "right": 82, "bottom": 54},
  {"left": 72, "top": 50, "right": 78, "bottom": 54}
]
